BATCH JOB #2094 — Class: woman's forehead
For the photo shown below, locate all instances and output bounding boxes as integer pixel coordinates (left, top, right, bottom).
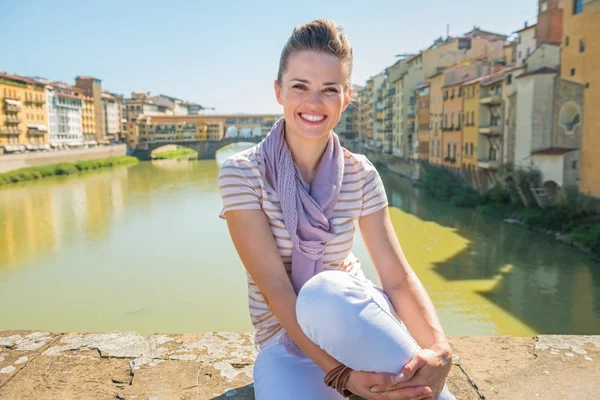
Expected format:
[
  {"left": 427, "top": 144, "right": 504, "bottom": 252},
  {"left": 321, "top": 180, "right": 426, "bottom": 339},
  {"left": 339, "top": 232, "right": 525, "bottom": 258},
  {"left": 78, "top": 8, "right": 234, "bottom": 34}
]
[{"left": 285, "top": 51, "right": 345, "bottom": 83}]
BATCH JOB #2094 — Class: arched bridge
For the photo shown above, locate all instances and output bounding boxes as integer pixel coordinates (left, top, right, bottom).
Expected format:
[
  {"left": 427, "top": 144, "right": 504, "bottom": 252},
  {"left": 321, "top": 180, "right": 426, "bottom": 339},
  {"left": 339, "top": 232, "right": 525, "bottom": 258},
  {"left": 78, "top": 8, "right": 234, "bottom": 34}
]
[{"left": 132, "top": 136, "right": 262, "bottom": 160}]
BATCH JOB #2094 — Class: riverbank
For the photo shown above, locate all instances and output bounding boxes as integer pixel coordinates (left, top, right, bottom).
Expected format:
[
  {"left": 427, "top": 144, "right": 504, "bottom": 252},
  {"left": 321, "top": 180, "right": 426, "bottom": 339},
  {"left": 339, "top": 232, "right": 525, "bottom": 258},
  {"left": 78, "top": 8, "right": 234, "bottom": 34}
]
[
  {"left": 408, "top": 164, "right": 600, "bottom": 260},
  {"left": 0, "top": 330, "right": 598, "bottom": 399},
  {"left": 151, "top": 146, "right": 198, "bottom": 160},
  {"left": 0, "top": 144, "right": 128, "bottom": 173},
  {"left": 0, "top": 156, "right": 139, "bottom": 187}
]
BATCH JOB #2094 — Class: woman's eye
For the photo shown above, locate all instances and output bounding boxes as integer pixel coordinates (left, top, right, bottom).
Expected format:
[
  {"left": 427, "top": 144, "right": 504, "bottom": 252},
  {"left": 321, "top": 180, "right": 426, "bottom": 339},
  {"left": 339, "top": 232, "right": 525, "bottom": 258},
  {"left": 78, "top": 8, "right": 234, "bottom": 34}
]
[
  {"left": 324, "top": 88, "right": 339, "bottom": 93},
  {"left": 293, "top": 84, "right": 307, "bottom": 90}
]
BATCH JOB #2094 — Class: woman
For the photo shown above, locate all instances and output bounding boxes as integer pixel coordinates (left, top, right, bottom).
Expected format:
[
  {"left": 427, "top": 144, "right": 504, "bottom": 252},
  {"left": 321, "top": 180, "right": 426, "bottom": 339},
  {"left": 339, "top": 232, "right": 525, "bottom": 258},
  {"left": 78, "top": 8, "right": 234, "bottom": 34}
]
[{"left": 219, "top": 19, "right": 455, "bottom": 400}]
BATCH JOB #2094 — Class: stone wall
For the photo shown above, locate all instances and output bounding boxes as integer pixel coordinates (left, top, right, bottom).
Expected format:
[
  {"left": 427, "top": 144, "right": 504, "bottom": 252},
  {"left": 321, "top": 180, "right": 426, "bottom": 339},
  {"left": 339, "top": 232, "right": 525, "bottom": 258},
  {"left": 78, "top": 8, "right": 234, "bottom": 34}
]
[
  {"left": 0, "top": 145, "right": 128, "bottom": 174},
  {"left": 1, "top": 330, "right": 598, "bottom": 399}
]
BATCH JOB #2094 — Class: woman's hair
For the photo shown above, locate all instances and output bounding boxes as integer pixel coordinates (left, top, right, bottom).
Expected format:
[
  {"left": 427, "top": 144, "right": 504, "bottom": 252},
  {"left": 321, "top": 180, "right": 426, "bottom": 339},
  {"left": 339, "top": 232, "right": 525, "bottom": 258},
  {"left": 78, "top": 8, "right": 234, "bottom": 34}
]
[{"left": 277, "top": 19, "right": 353, "bottom": 91}]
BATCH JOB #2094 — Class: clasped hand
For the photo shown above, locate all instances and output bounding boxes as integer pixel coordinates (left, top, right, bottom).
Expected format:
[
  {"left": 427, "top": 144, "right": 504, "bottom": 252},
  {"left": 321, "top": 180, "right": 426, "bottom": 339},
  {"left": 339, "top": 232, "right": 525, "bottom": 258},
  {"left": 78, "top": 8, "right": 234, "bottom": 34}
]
[{"left": 345, "top": 346, "right": 452, "bottom": 400}]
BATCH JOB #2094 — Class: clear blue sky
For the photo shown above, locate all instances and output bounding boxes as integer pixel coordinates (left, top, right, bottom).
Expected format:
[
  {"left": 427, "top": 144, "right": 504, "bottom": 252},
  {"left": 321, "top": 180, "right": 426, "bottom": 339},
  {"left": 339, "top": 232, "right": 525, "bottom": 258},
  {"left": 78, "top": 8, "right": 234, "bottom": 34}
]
[{"left": 1, "top": 0, "right": 537, "bottom": 114}]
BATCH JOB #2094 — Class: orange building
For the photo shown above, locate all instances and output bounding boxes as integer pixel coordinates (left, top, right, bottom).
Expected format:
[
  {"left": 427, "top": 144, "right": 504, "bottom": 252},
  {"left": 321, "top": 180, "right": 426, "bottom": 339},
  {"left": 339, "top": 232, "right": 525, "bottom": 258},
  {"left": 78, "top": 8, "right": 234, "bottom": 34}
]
[
  {"left": 441, "top": 81, "right": 463, "bottom": 171},
  {"left": 561, "top": 0, "right": 600, "bottom": 198}
]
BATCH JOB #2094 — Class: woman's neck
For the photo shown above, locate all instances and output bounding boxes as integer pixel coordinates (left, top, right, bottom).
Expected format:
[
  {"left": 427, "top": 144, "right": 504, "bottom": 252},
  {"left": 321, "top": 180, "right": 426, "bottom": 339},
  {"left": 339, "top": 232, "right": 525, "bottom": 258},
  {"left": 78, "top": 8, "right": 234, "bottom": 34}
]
[{"left": 284, "top": 124, "right": 329, "bottom": 184}]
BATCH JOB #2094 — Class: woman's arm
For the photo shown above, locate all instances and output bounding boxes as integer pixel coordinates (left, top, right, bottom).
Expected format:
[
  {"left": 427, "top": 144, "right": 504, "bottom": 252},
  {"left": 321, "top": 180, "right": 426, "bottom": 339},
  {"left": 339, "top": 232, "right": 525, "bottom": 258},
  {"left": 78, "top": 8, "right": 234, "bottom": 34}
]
[
  {"left": 226, "top": 208, "right": 435, "bottom": 399},
  {"left": 225, "top": 208, "right": 341, "bottom": 372},
  {"left": 358, "top": 206, "right": 450, "bottom": 353}
]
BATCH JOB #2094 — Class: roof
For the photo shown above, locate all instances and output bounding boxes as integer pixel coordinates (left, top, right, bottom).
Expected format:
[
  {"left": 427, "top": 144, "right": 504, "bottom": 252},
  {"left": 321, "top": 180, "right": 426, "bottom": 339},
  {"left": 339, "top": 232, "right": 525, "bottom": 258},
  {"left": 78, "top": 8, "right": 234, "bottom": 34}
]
[
  {"left": 514, "top": 23, "right": 537, "bottom": 34},
  {"left": 57, "top": 92, "right": 82, "bottom": 101},
  {"left": 0, "top": 72, "right": 43, "bottom": 86},
  {"left": 517, "top": 67, "right": 559, "bottom": 79},
  {"left": 532, "top": 147, "right": 578, "bottom": 156},
  {"left": 463, "top": 27, "right": 508, "bottom": 40}
]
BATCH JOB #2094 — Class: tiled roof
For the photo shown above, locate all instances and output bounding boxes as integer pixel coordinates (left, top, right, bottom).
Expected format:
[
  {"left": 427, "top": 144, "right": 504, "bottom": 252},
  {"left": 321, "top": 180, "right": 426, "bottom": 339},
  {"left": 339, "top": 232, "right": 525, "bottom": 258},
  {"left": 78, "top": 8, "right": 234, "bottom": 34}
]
[{"left": 531, "top": 147, "right": 578, "bottom": 156}]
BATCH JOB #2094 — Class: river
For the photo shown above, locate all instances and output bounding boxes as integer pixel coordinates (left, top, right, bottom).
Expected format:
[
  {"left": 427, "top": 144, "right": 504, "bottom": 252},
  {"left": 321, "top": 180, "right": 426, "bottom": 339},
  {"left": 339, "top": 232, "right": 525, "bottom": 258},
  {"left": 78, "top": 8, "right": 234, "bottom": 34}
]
[{"left": 1, "top": 143, "right": 599, "bottom": 337}]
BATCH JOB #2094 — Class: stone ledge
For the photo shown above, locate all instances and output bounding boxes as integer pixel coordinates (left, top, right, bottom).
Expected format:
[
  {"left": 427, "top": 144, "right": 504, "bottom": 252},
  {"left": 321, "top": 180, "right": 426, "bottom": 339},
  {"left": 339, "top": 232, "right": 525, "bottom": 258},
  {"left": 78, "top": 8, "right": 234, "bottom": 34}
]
[{"left": 0, "top": 330, "right": 598, "bottom": 399}]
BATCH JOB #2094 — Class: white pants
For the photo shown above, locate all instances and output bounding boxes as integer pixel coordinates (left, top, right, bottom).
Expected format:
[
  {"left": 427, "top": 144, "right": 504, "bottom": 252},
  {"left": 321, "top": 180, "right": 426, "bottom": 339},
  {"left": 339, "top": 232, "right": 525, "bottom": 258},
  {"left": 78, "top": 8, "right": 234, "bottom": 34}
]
[{"left": 253, "top": 271, "right": 455, "bottom": 399}]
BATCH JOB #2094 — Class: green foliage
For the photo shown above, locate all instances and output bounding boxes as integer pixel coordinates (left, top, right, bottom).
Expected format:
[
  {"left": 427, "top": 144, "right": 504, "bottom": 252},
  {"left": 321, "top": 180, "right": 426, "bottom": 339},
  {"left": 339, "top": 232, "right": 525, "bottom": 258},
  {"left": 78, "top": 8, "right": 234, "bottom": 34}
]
[
  {"left": 570, "top": 224, "right": 600, "bottom": 257},
  {"left": 0, "top": 156, "right": 139, "bottom": 187},
  {"left": 151, "top": 147, "right": 198, "bottom": 160},
  {"left": 484, "top": 184, "right": 511, "bottom": 204},
  {"left": 450, "top": 187, "right": 484, "bottom": 208}
]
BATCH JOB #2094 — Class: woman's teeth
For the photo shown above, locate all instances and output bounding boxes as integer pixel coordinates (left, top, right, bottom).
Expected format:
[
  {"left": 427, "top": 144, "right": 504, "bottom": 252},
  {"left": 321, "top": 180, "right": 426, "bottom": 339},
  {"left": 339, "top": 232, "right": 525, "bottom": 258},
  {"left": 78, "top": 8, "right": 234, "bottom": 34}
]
[{"left": 300, "top": 113, "right": 325, "bottom": 122}]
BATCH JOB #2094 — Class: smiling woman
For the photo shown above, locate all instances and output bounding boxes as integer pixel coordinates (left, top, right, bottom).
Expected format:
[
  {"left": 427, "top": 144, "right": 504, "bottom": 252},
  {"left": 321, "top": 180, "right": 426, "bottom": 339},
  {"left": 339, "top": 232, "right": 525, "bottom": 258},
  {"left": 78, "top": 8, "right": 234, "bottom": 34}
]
[{"left": 218, "top": 19, "right": 455, "bottom": 400}]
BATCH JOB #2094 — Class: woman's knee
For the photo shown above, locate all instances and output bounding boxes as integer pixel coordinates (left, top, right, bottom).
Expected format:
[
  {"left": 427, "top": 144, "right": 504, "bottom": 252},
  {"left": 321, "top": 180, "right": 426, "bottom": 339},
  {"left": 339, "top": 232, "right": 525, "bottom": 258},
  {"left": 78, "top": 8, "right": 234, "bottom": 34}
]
[{"left": 296, "top": 271, "right": 370, "bottom": 342}]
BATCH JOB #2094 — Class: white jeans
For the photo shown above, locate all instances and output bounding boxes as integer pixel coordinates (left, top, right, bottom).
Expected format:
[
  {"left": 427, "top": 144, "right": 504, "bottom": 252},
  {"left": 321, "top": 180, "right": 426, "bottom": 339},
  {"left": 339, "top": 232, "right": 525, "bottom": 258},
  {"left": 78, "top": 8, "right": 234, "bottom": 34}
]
[{"left": 253, "top": 270, "right": 455, "bottom": 399}]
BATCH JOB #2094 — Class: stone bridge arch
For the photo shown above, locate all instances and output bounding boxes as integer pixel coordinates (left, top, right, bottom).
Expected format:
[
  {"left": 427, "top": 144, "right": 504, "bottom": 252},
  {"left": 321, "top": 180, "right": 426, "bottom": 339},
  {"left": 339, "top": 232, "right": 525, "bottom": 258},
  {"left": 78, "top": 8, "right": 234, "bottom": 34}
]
[{"left": 132, "top": 136, "right": 262, "bottom": 160}]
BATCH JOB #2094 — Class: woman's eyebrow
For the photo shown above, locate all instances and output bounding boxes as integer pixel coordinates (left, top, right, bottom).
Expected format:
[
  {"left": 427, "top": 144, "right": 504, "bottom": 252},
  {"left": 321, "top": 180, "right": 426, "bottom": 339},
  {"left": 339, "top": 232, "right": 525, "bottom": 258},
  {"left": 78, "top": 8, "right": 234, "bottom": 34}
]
[{"left": 290, "top": 78, "right": 340, "bottom": 86}]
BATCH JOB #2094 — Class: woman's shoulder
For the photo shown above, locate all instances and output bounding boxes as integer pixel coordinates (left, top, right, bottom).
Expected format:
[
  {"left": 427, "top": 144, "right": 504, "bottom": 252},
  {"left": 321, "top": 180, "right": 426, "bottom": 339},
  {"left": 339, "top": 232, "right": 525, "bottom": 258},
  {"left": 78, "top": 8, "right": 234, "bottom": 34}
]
[
  {"left": 341, "top": 147, "right": 377, "bottom": 173},
  {"left": 219, "top": 145, "right": 262, "bottom": 176}
]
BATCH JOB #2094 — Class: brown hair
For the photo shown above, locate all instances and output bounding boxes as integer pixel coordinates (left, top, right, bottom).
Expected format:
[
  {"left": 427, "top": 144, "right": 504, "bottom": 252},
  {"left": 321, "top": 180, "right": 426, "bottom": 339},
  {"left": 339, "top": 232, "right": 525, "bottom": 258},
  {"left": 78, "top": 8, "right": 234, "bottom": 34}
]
[{"left": 277, "top": 19, "right": 353, "bottom": 91}]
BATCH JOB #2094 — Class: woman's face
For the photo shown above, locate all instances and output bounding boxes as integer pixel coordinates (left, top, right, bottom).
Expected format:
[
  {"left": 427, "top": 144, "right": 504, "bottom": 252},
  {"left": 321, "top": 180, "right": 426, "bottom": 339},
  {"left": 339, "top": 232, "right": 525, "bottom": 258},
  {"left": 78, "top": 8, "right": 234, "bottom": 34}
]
[{"left": 274, "top": 50, "right": 352, "bottom": 142}]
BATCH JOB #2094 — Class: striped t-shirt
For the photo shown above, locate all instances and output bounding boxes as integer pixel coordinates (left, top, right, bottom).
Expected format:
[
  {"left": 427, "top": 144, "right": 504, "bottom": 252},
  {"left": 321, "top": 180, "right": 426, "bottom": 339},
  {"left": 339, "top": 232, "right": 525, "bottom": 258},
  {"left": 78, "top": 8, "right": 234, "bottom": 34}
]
[{"left": 218, "top": 144, "right": 388, "bottom": 348}]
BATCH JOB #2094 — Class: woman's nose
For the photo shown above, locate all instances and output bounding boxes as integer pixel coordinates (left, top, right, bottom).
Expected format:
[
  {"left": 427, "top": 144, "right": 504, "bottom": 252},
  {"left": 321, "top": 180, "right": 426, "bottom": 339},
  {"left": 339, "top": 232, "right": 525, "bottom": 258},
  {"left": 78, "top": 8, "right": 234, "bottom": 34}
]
[{"left": 306, "top": 90, "right": 323, "bottom": 105}]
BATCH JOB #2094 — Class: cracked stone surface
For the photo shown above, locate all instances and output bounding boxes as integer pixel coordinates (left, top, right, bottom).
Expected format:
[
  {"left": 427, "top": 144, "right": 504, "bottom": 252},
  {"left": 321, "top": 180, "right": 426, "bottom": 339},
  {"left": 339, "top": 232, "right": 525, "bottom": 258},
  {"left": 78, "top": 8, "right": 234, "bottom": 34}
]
[
  {"left": 450, "top": 335, "right": 600, "bottom": 399},
  {"left": 1, "top": 330, "right": 598, "bottom": 399}
]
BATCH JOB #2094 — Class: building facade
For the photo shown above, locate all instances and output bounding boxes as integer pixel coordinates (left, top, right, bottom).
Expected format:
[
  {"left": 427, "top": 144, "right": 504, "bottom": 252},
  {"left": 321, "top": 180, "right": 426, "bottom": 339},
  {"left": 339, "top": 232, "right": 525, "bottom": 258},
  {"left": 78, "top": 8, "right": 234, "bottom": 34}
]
[
  {"left": 415, "top": 84, "right": 430, "bottom": 161},
  {"left": 536, "top": 0, "right": 564, "bottom": 47},
  {"left": 102, "top": 93, "right": 122, "bottom": 141},
  {"left": 561, "top": 0, "right": 600, "bottom": 197},
  {"left": 0, "top": 73, "right": 48, "bottom": 152},
  {"left": 428, "top": 71, "right": 445, "bottom": 166},
  {"left": 75, "top": 76, "right": 104, "bottom": 143},
  {"left": 46, "top": 84, "right": 83, "bottom": 147},
  {"left": 515, "top": 23, "right": 537, "bottom": 65}
]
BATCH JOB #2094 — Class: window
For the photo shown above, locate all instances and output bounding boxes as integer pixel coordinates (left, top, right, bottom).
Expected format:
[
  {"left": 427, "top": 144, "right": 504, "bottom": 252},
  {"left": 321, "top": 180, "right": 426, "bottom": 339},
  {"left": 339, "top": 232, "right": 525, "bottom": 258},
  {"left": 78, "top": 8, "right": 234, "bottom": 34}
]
[
  {"left": 565, "top": 36, "right": 570, "bottom": 46},
  {"left": 571, "top": 68, "right": 576, "bottom": 76},
  {"left": 541, "top": 0, "right": 548, "bottom": 12},
  {"left": 518, "top": 51, "right": 522, "bottom": 59},
  {"left": 507, "top": 74, "right": 513, "bottom": 85},
  {"left": 573, "top": 0, "right": 583, "bottom": 14},
  {"left": 470, "top": 143, "right": 474, "bottom": 155},
  {"left": 573, "top": 161, "right": 578, "bottom": 170},
  {"left": 453, "top": 143, "right": 457, "bottom": 158},
  {"left": 580, "top": 39, "right": 585, "bottom": 53},
  {"left": 447, "top": 143, "right": 451, "bottom": 157}
]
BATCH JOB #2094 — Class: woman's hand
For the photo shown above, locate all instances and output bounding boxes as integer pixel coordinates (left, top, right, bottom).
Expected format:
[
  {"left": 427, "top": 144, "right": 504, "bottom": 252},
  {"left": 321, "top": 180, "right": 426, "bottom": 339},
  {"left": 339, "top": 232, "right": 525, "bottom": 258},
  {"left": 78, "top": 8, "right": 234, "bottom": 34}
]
[
  {"left": 345, "top": 370, "right": 433, "bottom": 400},
  {"left": 369, "top": 345, "right": 452, "bottom": 399}
]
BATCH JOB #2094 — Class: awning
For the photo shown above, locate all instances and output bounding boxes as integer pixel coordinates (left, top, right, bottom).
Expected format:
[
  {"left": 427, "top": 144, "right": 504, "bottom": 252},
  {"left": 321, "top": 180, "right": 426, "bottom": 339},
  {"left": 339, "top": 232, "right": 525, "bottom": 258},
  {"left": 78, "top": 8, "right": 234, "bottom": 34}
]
[
  {"left": 4, "top": 99, "right": 22, "bottom": 106},
  {"left": 27, "top": 123, "right": 48, "bottom": 131}
]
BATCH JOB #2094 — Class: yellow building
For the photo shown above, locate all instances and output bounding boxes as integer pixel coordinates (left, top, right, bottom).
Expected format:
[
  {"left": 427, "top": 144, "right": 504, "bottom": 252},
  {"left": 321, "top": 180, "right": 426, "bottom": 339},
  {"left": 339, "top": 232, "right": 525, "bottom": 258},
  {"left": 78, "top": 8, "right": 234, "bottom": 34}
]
[
  {"left": 561, "top": 0, "right": 600, "bottom": 198},
  {"left": 80, "top": 94, "right": 96, "bottom": 143},
  {"left": 462, "top": 78, "right": 482, "bottom": 171},
  {"left": 0, "top": 73, "right": 48, "bottom": 152},
  {"left": 428, "top": 71, "right": 445, "bottom": 166}
]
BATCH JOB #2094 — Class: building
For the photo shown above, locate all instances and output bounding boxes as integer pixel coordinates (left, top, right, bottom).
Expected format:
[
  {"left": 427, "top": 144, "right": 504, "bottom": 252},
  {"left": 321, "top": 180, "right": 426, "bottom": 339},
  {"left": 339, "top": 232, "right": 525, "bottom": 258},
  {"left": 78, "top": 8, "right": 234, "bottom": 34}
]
[
  {"left": 0, "top": 73, "right": 48, "bottom": 153},
  {"left": 186, "top": 102, "right": 207, "bottom": 115},
  {"left": 75, "top": 77, "right": 104, "bottom": 143},
  {"left": 515, "top": 44, "right": 585, "bottom": 202},
  {"left": 515, "top": 23, "right": 537, "bottom": 65},
  {"left": 503, "top": 42, "right": 517, "bottom": 67},
  {"left": 80, "top": 92, "right": 96, "bottom": 144},
  {"left": 152, "top": 94, "right": 189, "bottom": 116},
  {"left": 101, "top": 92, "right": 122, "bottom": 142},
  {"left": 428, "top": 70, "right": 446, "bottom": 166},
  {"left": 422, "top": 31, "right": 506, "bottom": 79},
  {"left": 462, "top": 77, "right": 482, "bottom": 174},
  {"left": 441, "top": 80, "right": 464, "bottom": 170},
  {"left": 502, "top": 66, "right": 526, "bottom": 165},
  {"left": 45, "top": 82, "right": 84, "bottom": 147},
  {"left": 561, "top": 0, "right": 600, "bottom": 198},
  {"left": 335, "top": 102, "right": 359, "bottom": 147},
  {"left": 536, "top": 0, "right": 564, "bottom": 47},
  {"left": 415, "top": 83, "right": 430, "bottom": 161}
]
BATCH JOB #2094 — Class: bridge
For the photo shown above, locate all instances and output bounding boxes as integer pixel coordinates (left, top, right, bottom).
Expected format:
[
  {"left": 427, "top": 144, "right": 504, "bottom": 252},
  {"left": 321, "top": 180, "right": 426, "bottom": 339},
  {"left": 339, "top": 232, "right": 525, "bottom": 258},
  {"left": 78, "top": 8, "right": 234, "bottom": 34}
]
[{"left": 132, "top": 136, "right": 262, "bottom": 160}]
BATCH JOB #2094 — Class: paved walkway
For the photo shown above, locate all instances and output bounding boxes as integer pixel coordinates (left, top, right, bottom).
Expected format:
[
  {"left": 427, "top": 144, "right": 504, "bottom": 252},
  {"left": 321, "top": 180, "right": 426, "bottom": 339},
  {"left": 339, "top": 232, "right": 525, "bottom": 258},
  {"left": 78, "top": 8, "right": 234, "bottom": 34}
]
[{"left": 1, "top": 330, "right": 598, "bottom": 399}]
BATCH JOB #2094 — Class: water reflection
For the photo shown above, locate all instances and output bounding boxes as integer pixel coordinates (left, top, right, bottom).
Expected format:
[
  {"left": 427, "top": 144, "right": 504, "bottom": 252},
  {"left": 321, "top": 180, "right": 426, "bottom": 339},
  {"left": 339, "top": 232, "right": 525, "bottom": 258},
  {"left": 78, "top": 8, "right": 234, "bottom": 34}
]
[
  {"left": 0, "top": 149, "right": 598, "bottom": 336},
  {"left": 380, "top": 172, "right": 600, "bottom": 335}
]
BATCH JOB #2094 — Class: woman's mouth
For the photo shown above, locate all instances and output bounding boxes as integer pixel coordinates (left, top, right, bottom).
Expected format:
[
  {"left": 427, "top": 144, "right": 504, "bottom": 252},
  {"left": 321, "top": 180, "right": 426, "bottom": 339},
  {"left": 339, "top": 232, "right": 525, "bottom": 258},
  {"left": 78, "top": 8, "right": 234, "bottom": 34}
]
[{"left": 298, "top": 112, "right": 327, "bottom": 125}]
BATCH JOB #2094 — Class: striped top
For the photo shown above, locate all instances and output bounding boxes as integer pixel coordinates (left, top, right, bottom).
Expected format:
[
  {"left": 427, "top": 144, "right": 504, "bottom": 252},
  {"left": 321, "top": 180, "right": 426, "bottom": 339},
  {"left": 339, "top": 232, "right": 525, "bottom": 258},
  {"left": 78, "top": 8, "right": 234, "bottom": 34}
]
[{"left": 218, "top": 144, "right": 388, "bottom": 348}]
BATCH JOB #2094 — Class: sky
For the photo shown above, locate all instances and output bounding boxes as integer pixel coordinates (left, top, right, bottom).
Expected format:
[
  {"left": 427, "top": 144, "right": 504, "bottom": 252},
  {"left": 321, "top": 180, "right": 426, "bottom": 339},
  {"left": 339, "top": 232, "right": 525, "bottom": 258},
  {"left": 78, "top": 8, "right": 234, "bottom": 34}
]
[{"left": 1, "top": 0, "right": 537, "bottom": 114}]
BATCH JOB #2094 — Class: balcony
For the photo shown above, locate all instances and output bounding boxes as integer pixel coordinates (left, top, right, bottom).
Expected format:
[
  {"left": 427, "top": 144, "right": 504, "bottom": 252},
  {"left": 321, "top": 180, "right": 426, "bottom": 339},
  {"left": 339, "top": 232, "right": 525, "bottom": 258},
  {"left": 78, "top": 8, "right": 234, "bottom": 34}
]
[
  {"left": 479, "top": 125, "right": 501, "bottom": 135},
  {"left": 477, "top": 159, "right": 501, "bottom": 170},
  {"left": 0, "top": 128, "right": 22, "bottom": 136},
  {"left": 5, "top": 117, "right": 22, "bottom": 125},
  {"left": 480, "top": 95, "right": 501, "bottom": 105}
]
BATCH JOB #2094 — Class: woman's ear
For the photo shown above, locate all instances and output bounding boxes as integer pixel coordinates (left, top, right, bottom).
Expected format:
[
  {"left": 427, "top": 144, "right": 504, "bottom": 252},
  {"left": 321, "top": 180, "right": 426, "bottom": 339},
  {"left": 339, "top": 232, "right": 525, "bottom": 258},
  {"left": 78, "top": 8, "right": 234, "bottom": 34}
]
[
  {"left": 274, "top": 80, "right": 284, "bottom": 106},
  {"left": 342, "top": 87, "right": 353, "bottom": 112}
]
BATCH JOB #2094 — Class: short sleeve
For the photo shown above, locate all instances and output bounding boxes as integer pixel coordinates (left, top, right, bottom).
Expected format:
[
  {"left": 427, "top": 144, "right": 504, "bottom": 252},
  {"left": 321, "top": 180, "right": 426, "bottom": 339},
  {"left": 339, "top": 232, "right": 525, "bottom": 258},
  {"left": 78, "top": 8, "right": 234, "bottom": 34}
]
[
  {"left": 218, "top": 157, "right": 262, "bottom": 219},
  {"left": 360, "top": 159, "right": 388, "bottom": 217}
]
